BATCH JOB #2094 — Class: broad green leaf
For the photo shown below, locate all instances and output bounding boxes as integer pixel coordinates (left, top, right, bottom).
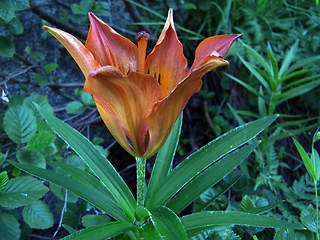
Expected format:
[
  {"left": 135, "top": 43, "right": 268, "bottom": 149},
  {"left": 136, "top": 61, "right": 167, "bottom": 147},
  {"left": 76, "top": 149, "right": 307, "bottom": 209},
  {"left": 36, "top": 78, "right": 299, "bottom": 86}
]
[
  {"left": 0, "top": 176, "right": 48, "bottom": 209},
  {"left": 146, "top": 114, "right": 182, "bottom": 202},
  {"left": 50, "top": 183, "right": 79, "bottom": 203},
  {"left": 25, "top": 131, "right": 56, "bottom": 150},
  {"left": 10, "top": 161, "right": 128, "bottom": 221},
  {"left": 311, "top": 148, "right": 320, "bottom": 181},
  {"left": 245, "top": 200, "right": 284, "bottom": 215},
  {"left": 22, "top": 200, "right": 54, "bottom": 229},
  {"left": 279, "top": 40, "right": 299, "bottom": 78},
  {"left": 240, "top": 195, "right": 256, "bottom": 213},
  {"left": 8, "top": 94, "right": 24, "bottom": 107},
  {"left": 0, "top": 213, "right": 20, "bottom": 240},
  {"left": 44, "top": 62, "right": 59, "bottom": 73},
  {"left": 35, "top": 104, "right": 136, "bottom": 220},
  {"left": 0, "top": 171, "right": 9, "bottom": 192},
  {"left": 146, "top": 115, "right": 277, "bottom": 209},
  {"left": 8, "top": 17, "right": 24, "bottom": 35},
  {"left": 150, "top": 206, "right": 187, "bottom": 240},
  {"left": 292, "top": 138, "right": 317, "bottom": 181},
  {"left": 0, "top": 4, "right": 15, "bottom": 22},
  {"left": 16, "top": 149, "right": 46, "bottom": 169},
  {"left": 182, "top": 211, "right": 304, "bottom": 237},
  {"left": 9, "top": 0, "right": 30, "bottom": 11},
  {"left": 61, "top": 221, "right": 138, "bottom": 240},
  {"left": 82, "top": 214, "right": 110, "bottom": 228},
  {"left": 33, "top": 72, "right": 48, "bottom": 86},
  {"left": 3, "top": 106, "right": 36, "bottom": 143},
  {"left": 168, "top": 143, "right": 258, "bottom": 214},
  {"left": 23, "top": 94, "right": 53, "bottom": 119},
  {"left": 81, "top": 92, "right": 95, "bottom": 106},
  {"left": 66, "top": 101, "right": 86, "bottom": 114}
]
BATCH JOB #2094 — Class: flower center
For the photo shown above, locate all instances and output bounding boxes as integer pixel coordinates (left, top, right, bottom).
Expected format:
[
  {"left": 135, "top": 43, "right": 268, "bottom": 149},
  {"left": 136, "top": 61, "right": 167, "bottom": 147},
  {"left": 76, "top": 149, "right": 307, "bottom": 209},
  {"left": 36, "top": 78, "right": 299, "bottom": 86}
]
[{"left": 135, "top": 31, "right": 150, "bottom": 74}]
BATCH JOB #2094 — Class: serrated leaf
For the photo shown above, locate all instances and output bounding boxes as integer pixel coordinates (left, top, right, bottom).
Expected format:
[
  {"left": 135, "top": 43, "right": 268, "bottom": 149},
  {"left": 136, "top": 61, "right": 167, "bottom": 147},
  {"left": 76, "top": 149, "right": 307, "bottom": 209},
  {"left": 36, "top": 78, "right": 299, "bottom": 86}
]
[
  {"left": 26, "top": 131, "right": 56, "bottom": 150},
  {"left": 23, "top": 94, "right": 53, "bottom": 119},
  {"left": 44, "top": 62, "right": 58, "bottom": 73},
  {"left": 0, "top": 171, "right": 9, "bottom": 192},
  {"left": 66, "top": 101, "right": 86, "bottom": 114},
  {"left": 22, "top": 200, "right": 53, "bottom": 229},
  {"left": 0, "top": 213, "right": 20, "bottom": 240},
  {"left": 16, "top": 149, "right": 46, "bottom": 169},
  {"left": 0, "top": 176, "right": 48, "bottom": 209},
  {"left": 0, "top": 36, "right": 15, "bottom": 57},
  {"left": 82, "top": 214, "right": 110, "bottom": 228},
  {"left": 240, "top": 195, "right": 256, "bottom": 212},
  {"left": 8, "top": 94, "right": 24, "bottom": 107},
  {"left": 3, "top": 106, "right": 37, "bottom": 143}
]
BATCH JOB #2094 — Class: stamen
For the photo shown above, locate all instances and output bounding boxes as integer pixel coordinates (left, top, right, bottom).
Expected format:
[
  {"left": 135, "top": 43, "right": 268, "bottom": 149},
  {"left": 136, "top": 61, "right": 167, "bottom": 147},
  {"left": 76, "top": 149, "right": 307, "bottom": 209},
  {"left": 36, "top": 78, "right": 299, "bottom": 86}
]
[{"left": 135, "top": 31, "right": 150, "bottom": 74}]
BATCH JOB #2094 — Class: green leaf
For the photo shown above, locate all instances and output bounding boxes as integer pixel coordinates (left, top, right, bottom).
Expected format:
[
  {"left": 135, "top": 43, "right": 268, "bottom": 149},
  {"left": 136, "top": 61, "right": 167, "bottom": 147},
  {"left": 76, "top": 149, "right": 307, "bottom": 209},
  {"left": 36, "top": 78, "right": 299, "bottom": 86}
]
[
  {"left": 23, "top": 94, "right": 54, "bottom": 119},
  {"left": 35, "top": 104, "right": 136, "bottom": 220},
  {"left": 44, "top": 62, "right": 59, "bottom": 73},
  {"left": 22, "top": 200, "right": 54, "bottom": 229},
  {"left": 71, "top": 4, "right": 87, "bottom": 15},
  {"left": 66, "top": 101, "right": 86, "bottom": 114},
  {"left": 311, "top": 148, "right": 320, "bottom": 181},
  {"left": 0, "top": 171, "right": 9, "bottom": 192},
  {"left": 0, "top": 176, "right": 48, "bottom": 209},
  {"left": 0, "top": 3, "right": 15, "bottom": 22},
  {"left": 0, "top": 36, "right": 15, "bottom": 57},
  {"left": 3, "top": 106, "right": 37, "bottom": 143},
  {"left": 25, "top": 131, "right": 56, "bottom": 150},
  {"left": 145, "top": 115, "right": 277, "bottom": 209},
  {"left": 181, "top": 211, "right": 304, "bottom": 237},
  {"left": 150, "top": 206, "right": 187, "bottom": 240},
  {"left": 168, "top": 143, "right": 258, "bottom": 214},
  {"left": 8, "top": 17, "right": 24, "bottom": 35},
  {"left": 146, "top": 114, "right": 182, "bottom": 202},
  {"left": 292, "top": 138, "right": 317, "bottom": 181},
  {"left": 0, "top": 213, "right": 20, "bottom": 240},
  {"left": 240, "top": 195, "right": 256, "bottom": 212},
  {"left": 81, "top": 92, "right": 95, "bottom": 106},
  {"left": 300, "top": 204, "right": 319, "bottom": 232},
  {"left": 32, "top": 72, "right": 48, "bottom": 86},
  {"left": 267, "top": 43, "right": 279, "bottom": 82},
  {"left": 82, "top": 214, "right": 110, "bottom": 228},
  {"left": 10, "top": 161, "right": 128, "bottom": 221},
  {"left": 279, "top": 40, "right": 299, "bottom": 78},
  {"left": 9, "top": 0, "right": 30, "bottom": 11},
  {"left": 61, "top": 221, "right": 138, "bottom": 240},
  {"left": 16, "top": 149, "right": 46, "bottom": 169}
]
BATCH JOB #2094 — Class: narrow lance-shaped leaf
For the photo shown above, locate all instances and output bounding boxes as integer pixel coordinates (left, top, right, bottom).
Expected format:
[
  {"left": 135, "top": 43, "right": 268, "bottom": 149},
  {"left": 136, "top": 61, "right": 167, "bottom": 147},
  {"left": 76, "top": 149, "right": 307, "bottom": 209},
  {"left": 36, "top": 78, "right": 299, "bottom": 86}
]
[
  {"left": 145, "top": 115, "right": 278, "bottom": 209},
  {"left": 35, "top": 104, "right": 136, "bottom": 220},
  {"left": 146, "top": 114, "right": 182, "bottom": 202},
  {"left": 168, "top": 142, "right": 259, "bottom": 214},
  {"left": 10, "top": 161, "right": 128, "bottom": 221}
]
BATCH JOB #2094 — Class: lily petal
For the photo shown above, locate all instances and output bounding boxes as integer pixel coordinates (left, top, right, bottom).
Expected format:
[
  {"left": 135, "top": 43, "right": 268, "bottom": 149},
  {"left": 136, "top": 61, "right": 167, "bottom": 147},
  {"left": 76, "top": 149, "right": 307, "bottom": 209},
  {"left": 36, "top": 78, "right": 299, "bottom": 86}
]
[
  {"left": 44, "top": 26, "right": 100, "bottom": 77},
  {"left": 145, "top": 10, "right": 187, "bottom": 96},
  {"left": 86, "top": 13, "right": 138, "bottom": 75},
  {"left": 85, "top": 66, "right": 164, "bottom": 156},
  {"left": 189, "top": 34, "right": 242, "bottom": 72},
  {"left": 145, "top": 56, "right": 228, "bottom": 157}
]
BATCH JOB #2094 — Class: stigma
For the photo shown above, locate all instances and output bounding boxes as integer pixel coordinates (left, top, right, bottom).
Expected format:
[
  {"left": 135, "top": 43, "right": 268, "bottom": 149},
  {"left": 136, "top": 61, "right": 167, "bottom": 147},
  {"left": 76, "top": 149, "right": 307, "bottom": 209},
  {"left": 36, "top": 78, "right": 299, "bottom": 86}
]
[{"left": 135, "top": 31, "right": 150, "bottom": 74}]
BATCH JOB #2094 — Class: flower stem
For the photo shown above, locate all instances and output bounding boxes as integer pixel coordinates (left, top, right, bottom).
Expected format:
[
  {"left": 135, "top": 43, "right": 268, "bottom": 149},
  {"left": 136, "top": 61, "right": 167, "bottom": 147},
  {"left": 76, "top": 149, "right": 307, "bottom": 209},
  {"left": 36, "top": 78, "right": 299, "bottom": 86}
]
[
  {"left": 136, "top": 157, "right": 146, "bottom": 206},
  {"left": 315, "top": 180, "right": 319, "bottom": 240}
]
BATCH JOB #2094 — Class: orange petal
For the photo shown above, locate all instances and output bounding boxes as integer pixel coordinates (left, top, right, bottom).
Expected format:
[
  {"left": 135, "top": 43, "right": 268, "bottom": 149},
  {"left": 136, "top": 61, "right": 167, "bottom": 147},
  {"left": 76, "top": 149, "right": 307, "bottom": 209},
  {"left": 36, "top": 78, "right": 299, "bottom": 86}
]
[
  {"left": 145, "top": 56, "right": 228, "bottom": 158},
  {"left": 44, "top": 26, "right": 100, "bottom": 77},
  {"left": 145, "top": 9, "right": 187, "bottom": 96},
  {"left": 85, "top": 66, "right": 164, "bottom": 156},
  {"left": 190, "top": 34, "right": 242, "bottom": 72},
  {"left": 86, "top": 13, "right": 138, "bottom": 75}
]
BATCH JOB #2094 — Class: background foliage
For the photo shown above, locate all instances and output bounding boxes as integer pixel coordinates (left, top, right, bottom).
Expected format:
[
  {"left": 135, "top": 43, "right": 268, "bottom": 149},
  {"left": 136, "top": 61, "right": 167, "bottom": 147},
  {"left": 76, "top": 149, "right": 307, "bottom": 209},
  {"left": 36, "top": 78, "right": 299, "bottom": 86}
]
[{"left": 0, "top": 0, "right": 319, "bottom": 239}]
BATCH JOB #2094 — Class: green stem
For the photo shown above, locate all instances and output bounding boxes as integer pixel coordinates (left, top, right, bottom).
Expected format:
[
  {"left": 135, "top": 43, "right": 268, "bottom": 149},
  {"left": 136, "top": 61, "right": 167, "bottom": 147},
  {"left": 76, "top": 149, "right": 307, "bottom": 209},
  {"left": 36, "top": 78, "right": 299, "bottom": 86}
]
[
  {"left": 315, "top": 180, "right": 319, "bottom": 240},
  {"left": 136, "top": 157, "right": 146, "bottom": 206}
]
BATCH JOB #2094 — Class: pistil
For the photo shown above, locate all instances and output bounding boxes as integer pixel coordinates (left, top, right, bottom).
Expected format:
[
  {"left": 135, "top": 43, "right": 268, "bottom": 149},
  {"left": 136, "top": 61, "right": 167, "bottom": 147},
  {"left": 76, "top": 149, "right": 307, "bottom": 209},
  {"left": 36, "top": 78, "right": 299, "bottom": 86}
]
[{"left": 135, "top": 31, "right": 150, "bottom": 74}]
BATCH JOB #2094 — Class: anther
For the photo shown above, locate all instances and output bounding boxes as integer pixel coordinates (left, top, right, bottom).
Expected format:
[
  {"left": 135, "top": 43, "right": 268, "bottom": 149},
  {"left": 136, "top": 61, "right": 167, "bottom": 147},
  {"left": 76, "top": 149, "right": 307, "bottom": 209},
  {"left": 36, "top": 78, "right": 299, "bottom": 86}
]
[{"left": 135, "top": 31, "right": 150, "bottom": 74}]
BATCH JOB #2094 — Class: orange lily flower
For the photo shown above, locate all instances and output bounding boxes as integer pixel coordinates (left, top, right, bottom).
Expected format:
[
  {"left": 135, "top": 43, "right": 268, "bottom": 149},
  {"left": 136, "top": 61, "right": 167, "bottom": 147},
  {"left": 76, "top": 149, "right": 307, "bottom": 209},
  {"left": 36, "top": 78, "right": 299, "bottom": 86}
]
[{"left": 44, "top": 9, "right": 241, "bottom": 158}]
